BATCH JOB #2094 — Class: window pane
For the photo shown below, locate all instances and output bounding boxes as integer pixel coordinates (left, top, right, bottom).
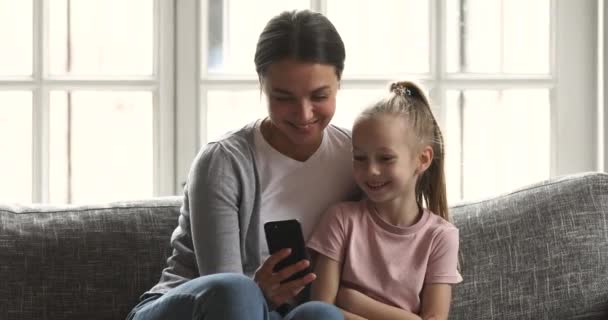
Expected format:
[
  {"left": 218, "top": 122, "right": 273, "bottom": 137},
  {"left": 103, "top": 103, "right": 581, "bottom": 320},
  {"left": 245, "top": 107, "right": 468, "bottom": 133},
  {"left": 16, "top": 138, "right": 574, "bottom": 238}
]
[
  {"left": 0, "top": 91, "right": 32, "bottom": 203},
  {"left": 49, "top": 0, "right": 154, "bottom": 76},
  {"left": 203, "top": 90, "right": 267, "bottom": 143},
  {"left": 327, "top": 0, "right": 430, "bottom": 76},
  {"left": 49, "top": 91, "right": 153, "bottom": 204},
  {"left": 446, "top": 0, "right": 550, "bottom": 74},
  {"left": 331, "top": 88, "right": 385, "bottom": 129},
  {"left": 0, "top": 0, "right": 32, "bottom": 76},
  {"left": 204, "top": 0, "right": 310, "bottom": 74},
  {"left": 445, "top": 89, "right": 550, "bottom": 202}
]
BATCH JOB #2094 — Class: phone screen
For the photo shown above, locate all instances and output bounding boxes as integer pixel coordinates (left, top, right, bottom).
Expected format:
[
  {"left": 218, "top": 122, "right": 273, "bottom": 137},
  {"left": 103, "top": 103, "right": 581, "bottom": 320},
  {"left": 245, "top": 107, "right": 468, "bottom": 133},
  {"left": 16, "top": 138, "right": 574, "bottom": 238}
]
[{"left": 264, "top": 219, "right": 311, "bottom": 283}]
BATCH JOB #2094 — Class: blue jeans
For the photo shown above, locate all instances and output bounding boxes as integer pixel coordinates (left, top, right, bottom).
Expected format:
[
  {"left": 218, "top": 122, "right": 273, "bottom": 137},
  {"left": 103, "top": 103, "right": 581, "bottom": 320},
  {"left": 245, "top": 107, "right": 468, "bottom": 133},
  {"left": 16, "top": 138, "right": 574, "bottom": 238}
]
[{"left": 127, "top": 273, "right": 343, "bottom": 320}]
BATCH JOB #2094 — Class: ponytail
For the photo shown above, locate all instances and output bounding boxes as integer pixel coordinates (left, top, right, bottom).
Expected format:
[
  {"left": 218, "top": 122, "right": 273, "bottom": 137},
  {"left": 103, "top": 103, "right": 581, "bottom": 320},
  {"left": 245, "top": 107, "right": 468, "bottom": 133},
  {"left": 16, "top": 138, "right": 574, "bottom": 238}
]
[{"left": 389, "top": 81, "right": 450, "bottom": 222}]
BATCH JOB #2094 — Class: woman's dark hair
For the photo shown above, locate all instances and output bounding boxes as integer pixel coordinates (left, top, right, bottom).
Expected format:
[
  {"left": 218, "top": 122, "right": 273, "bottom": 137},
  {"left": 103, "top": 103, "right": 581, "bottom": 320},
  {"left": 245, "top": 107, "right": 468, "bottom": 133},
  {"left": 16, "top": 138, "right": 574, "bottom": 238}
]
[{"left": 254, "top": 10, "right": 345, "bottom": 80}]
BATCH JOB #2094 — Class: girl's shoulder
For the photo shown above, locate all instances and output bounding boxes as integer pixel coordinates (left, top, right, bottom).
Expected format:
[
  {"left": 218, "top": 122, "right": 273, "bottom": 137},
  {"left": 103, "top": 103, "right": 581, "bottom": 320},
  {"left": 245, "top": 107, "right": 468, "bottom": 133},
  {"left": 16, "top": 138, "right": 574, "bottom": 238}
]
[
  {"left": 424, "top": 210, "right": 459, "bottom": 236},
  {"left": 323, "top": 200, "right": 369, "bottom": 223}
]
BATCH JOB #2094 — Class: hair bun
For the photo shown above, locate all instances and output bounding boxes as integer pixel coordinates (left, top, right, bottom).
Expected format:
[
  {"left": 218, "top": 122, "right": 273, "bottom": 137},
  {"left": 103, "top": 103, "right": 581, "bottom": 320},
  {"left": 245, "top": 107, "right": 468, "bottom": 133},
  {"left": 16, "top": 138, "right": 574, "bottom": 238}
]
[{"left": 390, "top": 82, "right": 412, "bottom": 96}]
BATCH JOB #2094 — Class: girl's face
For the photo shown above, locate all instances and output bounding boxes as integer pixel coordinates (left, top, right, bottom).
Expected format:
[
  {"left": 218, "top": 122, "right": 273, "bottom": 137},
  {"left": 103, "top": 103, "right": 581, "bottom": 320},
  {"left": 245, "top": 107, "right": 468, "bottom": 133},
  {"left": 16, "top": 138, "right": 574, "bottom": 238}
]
[
  {"left": 262, "top": 58, "right": 339, "bottom": 148},
  {"left": 352, "top": 114, "right": 425, "bottom": 204}
]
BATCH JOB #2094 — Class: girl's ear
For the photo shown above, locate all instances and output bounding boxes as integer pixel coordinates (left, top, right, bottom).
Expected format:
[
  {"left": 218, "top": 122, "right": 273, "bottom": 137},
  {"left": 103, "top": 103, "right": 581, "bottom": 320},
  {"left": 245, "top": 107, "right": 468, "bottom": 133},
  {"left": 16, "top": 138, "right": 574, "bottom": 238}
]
[{"left": 416, "top": 145, "right": 434, "bottom": 174}]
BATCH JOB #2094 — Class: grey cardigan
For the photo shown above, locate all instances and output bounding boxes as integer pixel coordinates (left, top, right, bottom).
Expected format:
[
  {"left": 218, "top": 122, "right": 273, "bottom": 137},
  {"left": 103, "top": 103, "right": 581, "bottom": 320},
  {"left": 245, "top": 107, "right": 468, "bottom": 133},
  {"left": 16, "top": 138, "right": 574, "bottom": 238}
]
[{"left": 146, "top": 121, "right": 354, "bottom": 296}]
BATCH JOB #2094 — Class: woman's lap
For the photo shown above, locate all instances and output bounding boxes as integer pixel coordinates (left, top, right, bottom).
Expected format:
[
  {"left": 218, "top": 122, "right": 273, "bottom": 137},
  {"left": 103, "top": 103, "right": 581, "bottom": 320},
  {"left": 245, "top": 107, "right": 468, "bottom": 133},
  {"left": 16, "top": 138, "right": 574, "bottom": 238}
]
[{"left": 127, "top": 273, "right": 343, "bottom": 320}]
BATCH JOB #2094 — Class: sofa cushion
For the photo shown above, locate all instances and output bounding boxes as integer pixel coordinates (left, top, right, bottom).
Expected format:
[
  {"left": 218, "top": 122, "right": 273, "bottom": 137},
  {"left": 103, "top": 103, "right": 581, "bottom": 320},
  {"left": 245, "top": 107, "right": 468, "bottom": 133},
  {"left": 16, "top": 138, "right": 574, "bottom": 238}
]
[
  {"left": 0, "top": 197, "right": 181, "bottom": 320},
  {"left": 450, "top": 172, "right": 608, "bottom": 319}
]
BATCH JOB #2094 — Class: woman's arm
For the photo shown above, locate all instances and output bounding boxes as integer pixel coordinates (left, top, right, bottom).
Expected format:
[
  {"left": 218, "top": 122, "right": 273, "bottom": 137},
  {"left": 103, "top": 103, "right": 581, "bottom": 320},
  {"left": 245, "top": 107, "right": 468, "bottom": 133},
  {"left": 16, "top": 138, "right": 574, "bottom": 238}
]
[
  {"left": 419, "top": 284, "right": 452, "bottom": 320},
  {"left": 336, "top": 287, "right": 422, "bottom": 320},
  {"left": 188, "top": 145, "right": 244, "bottom": 275}
]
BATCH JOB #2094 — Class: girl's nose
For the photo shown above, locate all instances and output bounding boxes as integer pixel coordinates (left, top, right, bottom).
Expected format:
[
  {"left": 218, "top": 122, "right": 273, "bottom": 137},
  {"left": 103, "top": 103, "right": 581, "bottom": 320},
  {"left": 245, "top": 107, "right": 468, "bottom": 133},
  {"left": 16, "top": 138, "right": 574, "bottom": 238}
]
[{"left": 367, "top": 162, "right": 381, "bottom": 176}]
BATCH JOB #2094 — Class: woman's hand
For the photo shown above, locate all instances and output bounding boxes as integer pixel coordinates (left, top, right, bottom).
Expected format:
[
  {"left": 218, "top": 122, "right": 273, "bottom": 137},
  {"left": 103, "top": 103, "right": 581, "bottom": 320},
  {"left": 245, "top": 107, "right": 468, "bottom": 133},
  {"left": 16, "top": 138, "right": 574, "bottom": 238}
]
[{"left": 254, "top": 248, "right": 316, "bottom": 308}]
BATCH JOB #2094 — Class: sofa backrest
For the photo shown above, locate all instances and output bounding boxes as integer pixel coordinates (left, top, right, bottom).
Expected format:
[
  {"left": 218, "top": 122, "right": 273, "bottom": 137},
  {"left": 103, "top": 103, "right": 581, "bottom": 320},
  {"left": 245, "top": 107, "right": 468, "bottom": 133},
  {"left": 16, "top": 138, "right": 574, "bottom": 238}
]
[
  {"left": 450, "top": 172, "right": 608, "bottom": 319},
  {"left": 0, "top": 197, "right": 181, "bottom": 320},
  {"left": 3, "top": 173, "right": 608, "bottom": 320}
]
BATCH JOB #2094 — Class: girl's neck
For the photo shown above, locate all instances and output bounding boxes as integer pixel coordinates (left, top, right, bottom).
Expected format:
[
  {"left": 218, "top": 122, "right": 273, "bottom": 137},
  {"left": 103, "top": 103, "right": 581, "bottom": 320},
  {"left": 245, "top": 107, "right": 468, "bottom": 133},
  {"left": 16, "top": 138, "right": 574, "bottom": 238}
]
[{"left": 371, "top": 194, "right": 421, "bottom": 227}]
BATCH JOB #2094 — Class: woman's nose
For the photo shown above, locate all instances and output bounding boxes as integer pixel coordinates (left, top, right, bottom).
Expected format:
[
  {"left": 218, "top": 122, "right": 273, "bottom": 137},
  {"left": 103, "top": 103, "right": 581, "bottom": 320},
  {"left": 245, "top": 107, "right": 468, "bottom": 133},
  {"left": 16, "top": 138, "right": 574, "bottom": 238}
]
[{"left": 295, "top": 99, "right": 314, "bottom": 122}]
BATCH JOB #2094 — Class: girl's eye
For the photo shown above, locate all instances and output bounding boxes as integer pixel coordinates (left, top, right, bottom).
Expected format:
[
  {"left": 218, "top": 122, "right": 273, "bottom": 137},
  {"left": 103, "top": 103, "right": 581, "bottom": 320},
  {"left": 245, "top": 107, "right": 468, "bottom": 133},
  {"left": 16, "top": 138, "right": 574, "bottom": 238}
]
[
  {"left": 353, "top": 155, "right": 366, "bottom": 162},
  {"left": 312, "top": 95, "right": 328, "bottom": 102},
  {"left": 380, "top": 156, "right": 396, "bottom": 162}
]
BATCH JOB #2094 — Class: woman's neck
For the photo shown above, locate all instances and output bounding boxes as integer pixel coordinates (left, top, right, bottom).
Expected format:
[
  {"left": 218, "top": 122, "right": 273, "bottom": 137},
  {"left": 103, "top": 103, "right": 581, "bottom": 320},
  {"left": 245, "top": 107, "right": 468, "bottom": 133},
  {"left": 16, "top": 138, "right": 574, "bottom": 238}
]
[
  {"left": 261, "top": 118, "right": 322, "bottom": 162},
  {"left": 372, "top": 193, "right": 421, "bottom": 227}
]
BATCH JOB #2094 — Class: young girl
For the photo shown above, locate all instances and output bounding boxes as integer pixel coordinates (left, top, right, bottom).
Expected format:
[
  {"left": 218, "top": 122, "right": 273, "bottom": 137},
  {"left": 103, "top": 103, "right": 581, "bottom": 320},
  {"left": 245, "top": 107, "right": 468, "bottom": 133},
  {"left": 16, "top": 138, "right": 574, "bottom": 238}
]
[{"left": 307, "top": 81, "right": 462, "bottom": 320}]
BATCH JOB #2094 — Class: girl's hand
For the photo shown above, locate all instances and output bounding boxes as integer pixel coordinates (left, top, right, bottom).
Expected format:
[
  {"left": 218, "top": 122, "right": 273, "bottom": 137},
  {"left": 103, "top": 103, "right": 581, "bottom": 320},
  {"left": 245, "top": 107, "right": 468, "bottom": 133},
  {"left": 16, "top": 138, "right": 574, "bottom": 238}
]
[{"left": 254, "top": 248, "right": 316, "bottom": 308}]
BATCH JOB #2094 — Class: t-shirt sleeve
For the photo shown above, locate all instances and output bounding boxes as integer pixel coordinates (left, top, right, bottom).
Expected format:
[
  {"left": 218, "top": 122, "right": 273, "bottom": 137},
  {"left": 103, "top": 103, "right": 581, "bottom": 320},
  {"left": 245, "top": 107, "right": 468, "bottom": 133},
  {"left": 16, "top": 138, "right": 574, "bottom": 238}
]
[
  {"left": 425, "top": 227, "right": 463, "bottom": 284},
  {"left": 306, "top": 204, "right": 347, "bottom": 263}
]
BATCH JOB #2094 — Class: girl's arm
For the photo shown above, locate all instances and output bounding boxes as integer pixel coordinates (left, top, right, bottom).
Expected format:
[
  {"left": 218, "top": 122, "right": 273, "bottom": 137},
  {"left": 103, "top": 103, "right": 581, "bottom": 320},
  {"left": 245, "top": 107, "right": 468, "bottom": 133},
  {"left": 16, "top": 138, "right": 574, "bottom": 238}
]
[
  {"left": 336, "top": 287, "right": 422, "bottom": 320},
  {"left": 419, "top": 284, "right": 452, "bottom": 320},
  {"left": 311, "top": 254, "right": 366, "bottom": 320},
  {"left": 310, "top": 253, "right": 340, "bottom": 302}
]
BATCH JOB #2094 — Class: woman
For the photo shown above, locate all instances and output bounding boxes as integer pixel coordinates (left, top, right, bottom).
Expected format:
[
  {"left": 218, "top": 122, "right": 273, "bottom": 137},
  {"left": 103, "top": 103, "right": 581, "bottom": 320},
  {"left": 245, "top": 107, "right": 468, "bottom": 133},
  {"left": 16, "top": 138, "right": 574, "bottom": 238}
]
[{"left": 127, "top": 9, "right": 357, "bottom": 320}]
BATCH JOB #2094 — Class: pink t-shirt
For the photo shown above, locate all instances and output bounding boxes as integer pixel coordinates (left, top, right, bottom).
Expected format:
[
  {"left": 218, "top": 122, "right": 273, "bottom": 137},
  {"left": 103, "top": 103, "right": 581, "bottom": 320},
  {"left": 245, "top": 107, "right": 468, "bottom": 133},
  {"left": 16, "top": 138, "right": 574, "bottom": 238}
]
[{"left": 307, "top": 200, "right": 463, "bottom": 314}]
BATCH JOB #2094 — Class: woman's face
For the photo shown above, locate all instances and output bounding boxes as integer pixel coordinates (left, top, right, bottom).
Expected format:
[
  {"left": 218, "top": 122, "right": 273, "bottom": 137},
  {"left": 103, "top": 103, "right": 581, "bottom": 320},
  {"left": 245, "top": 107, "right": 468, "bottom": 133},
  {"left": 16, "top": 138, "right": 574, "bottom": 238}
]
[{"left": 262, "top": 58, "right": 339, "bottom": 148}]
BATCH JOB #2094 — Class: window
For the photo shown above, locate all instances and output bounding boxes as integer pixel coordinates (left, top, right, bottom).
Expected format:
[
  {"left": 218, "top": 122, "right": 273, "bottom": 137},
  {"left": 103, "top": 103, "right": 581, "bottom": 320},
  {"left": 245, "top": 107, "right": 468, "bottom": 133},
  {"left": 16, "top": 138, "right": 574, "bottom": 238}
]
[
  {"left": 0, "top": 0, "right": 600, "bottom": 204},
  {"left": 190, "top": 0, "right": 600, "bottom": 204},
  {"left": 0, "top": 0, "right": 174, "bottom": 204}
]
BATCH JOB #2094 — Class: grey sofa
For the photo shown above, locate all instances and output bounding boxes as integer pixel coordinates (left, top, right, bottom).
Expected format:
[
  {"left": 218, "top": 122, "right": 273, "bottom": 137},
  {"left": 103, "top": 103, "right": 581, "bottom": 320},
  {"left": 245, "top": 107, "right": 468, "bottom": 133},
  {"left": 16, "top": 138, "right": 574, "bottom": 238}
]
[{"left": 1, "top": 172, "right": 607, "bottom": 319}]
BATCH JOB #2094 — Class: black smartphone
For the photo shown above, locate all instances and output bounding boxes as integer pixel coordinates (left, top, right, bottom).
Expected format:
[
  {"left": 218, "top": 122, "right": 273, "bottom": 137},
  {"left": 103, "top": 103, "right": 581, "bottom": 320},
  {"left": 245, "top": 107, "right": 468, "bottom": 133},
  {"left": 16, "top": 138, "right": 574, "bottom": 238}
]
[{"left": 264, "top": 219, "right": 312, "bottom": 283}]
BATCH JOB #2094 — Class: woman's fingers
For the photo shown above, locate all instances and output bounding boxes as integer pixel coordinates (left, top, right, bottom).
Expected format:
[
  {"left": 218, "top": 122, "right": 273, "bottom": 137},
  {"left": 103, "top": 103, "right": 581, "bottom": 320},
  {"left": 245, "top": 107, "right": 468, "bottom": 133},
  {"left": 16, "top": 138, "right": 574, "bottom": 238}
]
[
  {"left": 268, "top": 272, "right": 317, "bottom": 303},
  {"left": 254, "top": 250, "right": 318, "bottom": 307},
  {"left": 274, "top": 259, "right": 310, "bottom": 282},
  {"left": 261, "top": 248, "right": 292, "bottom": 273}
]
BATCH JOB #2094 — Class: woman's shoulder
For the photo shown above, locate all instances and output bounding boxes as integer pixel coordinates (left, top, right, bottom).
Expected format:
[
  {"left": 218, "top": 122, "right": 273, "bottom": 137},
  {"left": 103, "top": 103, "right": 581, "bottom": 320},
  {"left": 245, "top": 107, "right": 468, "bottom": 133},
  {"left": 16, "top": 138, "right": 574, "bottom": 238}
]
[
  {"left": 189, "top": 122, "right": 258, "bottom": 174},
  {"left": 326, "top": 124, "right": 352, "bottom": 142},
  {"left": 195, "top": 122, "right": 257, "bottom": 159},
  {"left": 210, "top": 121, "right": 257, "bottom": 149}
]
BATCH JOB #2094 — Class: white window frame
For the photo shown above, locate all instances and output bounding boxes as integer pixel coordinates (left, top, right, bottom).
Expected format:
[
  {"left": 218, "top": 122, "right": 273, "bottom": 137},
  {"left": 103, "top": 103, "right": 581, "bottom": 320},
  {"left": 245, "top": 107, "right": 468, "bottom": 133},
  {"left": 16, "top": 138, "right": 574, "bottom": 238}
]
[
  {"left": 601, "top": 0, "right": 606, "bottom": 172},
  {"left": 0, "top": 0, "right": 175, "bottom": 203}
]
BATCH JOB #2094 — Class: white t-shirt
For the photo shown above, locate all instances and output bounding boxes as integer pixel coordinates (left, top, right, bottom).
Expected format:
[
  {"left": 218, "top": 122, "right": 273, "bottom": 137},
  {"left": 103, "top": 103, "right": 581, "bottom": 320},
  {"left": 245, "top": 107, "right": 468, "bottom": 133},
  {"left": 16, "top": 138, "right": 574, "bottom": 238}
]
[{"left": 254, "top": 120, "right": 356, "bottom": 259}]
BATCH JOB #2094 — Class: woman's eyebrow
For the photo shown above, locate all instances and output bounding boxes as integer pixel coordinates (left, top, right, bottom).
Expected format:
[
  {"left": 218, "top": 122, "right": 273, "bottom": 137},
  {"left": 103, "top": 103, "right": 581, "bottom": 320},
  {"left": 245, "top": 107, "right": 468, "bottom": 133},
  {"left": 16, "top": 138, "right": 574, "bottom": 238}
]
[
  {"left": 311, "top": 86, "right": 330, "bottom": 94},
  {"left": 271, "top": 85, "right": 331, "bottom": 95},
  {"left": 271, "top": 88, "right": 293, "bottom": 95}
]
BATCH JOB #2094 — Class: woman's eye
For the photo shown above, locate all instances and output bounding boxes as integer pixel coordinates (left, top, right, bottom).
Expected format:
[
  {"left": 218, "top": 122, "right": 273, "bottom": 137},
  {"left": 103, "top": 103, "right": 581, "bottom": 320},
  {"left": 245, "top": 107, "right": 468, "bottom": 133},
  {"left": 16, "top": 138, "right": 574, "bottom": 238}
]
[
  {"left": 353, "top": 156, "right": 366, "bottom": 162},
  {"left": 312, "top": 95, "right": 328, "bottom": 102},
  {"left": 381, "top": 156, "right": 396, "bottom": 162},
  {"left": 274, "top": 96, "right": 294, "bottom": 102}
]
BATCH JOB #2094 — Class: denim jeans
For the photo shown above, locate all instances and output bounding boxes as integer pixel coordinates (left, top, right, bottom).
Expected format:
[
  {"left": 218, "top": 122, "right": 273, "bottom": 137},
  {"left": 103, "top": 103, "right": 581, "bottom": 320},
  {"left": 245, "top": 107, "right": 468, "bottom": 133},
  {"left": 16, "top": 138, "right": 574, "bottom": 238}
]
[{"left": 126, "top": 273, "right": 343, "bottom": 320}]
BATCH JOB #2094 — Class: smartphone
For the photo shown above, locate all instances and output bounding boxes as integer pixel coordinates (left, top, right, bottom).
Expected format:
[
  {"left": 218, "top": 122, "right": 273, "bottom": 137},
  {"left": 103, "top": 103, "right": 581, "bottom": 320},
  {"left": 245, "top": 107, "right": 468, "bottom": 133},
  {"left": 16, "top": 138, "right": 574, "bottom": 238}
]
[{"left": 264, "top": 219, "right": 312, "bottom": 283}]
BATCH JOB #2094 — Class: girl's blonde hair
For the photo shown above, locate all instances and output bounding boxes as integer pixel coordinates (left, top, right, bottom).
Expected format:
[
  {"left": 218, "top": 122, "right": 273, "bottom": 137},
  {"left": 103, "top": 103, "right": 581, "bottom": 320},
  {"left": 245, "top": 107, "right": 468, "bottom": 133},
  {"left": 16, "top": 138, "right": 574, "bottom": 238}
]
[{"left": 356, "top": 81, "right": 450, "bottom": 221}]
